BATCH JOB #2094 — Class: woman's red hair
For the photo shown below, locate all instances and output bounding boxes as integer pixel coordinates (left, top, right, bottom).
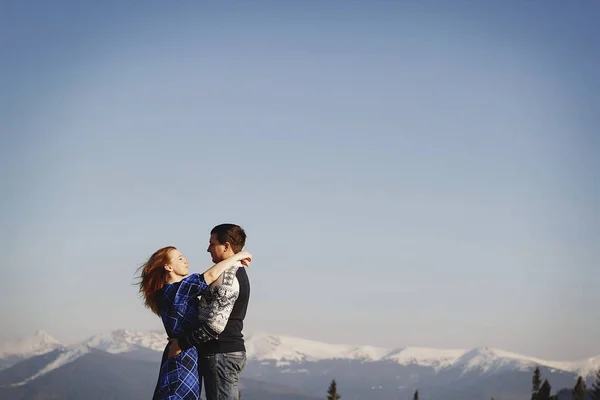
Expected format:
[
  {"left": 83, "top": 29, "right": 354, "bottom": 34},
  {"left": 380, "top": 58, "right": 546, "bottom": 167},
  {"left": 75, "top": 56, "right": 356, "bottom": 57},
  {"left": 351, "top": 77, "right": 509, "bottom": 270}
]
[{"left": 137, "top": 246, "right": 176, "bottom": 316}]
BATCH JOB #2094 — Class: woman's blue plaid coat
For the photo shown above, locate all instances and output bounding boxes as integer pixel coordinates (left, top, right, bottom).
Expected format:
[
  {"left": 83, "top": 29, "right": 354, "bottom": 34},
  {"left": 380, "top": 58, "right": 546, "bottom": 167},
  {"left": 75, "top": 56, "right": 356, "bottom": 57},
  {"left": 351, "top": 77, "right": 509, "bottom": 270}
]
[{"left": 152, "top": 273, "right": 209, "bottom": 400}]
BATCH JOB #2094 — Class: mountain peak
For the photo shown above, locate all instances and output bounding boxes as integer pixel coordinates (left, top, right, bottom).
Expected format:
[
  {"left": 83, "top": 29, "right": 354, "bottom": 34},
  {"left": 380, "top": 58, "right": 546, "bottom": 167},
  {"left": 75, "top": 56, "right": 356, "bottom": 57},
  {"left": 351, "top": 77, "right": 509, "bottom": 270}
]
[
  {"left": 32, "top": 330, "right": 60, "bottom": 344},
  {"left": 0, "top": 330, "right": 62, "bottom": 358},
  {"left": 385, "top": 346, "right": 466, "bottom": 369},
  {"left": 81, "top": 329, "right": 167, "bottom": 353},
  {"left": 473, "top": 346, "right": 496, "bottom": 356},
  {"left": 451, "top": 346, "right": 544, "bottom": 375}
]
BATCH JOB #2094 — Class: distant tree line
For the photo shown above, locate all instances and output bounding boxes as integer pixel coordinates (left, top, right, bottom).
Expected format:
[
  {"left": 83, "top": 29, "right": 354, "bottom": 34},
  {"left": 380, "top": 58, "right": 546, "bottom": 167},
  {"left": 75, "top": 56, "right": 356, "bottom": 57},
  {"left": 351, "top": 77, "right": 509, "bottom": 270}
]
[
  {"left": 325, "top": 366, "right": 600, "bottom": 400},
  {"left": 530, "top": 366, "right": 600, "bottom": 400}
]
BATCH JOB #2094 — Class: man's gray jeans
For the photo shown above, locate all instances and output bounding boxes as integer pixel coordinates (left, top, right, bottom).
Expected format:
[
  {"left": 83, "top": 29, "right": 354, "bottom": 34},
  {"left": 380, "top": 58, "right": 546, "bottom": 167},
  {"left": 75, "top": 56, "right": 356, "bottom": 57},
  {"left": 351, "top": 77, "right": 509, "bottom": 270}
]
[{"left": 199, "top": 351, "right": 246, "bottom": 400}]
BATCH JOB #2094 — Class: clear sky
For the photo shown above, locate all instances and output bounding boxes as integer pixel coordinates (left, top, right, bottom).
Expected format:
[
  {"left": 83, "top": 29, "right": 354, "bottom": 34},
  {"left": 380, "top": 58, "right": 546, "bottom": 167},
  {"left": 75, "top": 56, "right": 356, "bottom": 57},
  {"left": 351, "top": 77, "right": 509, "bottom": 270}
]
[{"left": 1, "top": 1, "right": 598, "bottom": 361}]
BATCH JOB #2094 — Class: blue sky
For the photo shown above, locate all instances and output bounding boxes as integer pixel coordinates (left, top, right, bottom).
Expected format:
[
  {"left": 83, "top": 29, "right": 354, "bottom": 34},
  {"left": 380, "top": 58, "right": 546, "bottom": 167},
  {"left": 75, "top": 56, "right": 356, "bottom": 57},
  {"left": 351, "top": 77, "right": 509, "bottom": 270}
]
[{"left": 1, "top": 1, "right": 598, "bottom": 361}]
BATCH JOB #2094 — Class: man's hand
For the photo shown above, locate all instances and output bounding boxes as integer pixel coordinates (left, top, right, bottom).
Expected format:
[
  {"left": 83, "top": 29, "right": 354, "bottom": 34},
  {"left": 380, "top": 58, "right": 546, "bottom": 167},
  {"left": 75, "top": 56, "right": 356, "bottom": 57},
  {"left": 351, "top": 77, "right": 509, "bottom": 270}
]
[
  {"left": 167, "top": 338, "right": 182, "bottom": 359},
  {"left": 236, "top": 251, "right": 252, "bottom": 267}
]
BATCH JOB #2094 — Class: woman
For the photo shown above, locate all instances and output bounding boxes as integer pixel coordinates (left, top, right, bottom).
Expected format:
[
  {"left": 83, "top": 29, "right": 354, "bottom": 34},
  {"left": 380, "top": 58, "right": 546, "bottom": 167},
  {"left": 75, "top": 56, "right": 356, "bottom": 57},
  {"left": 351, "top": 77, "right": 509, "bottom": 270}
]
[{"left": 137, "top": 246, "right": 251, "bottom": 400}]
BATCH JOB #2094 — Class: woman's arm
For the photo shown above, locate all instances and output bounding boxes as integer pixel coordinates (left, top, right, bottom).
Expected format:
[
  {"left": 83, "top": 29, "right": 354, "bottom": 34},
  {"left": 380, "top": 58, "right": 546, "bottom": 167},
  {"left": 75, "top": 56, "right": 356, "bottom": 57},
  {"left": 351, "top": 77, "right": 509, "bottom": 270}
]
[
  {"left": 202, "top": 251, "right": 252, "bottom": 285},
  {"left": 170, "top": 251, "right": 252, "bottom": 301}
]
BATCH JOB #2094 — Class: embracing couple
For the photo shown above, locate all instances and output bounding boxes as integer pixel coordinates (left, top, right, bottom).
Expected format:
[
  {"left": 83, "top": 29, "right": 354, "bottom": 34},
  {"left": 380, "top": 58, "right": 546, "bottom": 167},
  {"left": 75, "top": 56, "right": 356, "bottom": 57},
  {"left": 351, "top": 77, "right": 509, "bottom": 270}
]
[{"left": 138, "top": 223, "right": 252, "bottom": 400}]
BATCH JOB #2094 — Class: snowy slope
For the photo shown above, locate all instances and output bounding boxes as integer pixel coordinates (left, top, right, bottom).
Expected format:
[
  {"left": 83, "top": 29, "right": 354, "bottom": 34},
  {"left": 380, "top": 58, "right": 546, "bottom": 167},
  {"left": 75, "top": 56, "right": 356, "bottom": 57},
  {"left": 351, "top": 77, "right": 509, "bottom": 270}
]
[
  {"left": 550, "top": 355, "right": 600, "bottom": 378},
  {"left": 244, "top": 332, "right": 600, "bottom": 377},
  {"left": 1, "top": 329, "right": 167, "bottom": 385},
  {"left": 2, "top": 329, "right": 598, "bottom": 380},
  {"left": 449, "top": 346, "right": 540, "bottom": 374},
  {"left": 9, "top": 345, "right": 90, "bottom": 387},
  {"left": 244, "top": 332, "right": 465, "bottom": 368},
  {"left": 81, "top": 329, "right": 167, "bottom": 353},
  {"left": 0, "top": 330, "right": 62, "bottom": 358},
  {"left": 246, "top": 332, "right": 470, "bottom": 366},
  {"left": 385, "top": 346, "right": 465, "bottom": 369},
  {"left": 245, "top": 332, "right": 390, "bottom": 364}
]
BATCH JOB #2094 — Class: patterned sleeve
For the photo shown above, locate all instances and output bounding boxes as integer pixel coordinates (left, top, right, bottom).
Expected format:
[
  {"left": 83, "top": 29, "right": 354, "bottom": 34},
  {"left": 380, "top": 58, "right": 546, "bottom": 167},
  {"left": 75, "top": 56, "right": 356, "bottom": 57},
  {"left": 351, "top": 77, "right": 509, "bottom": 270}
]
[
  {"left": 176, "top": 273, "right": 209, "bottom": 298},
  {"left": 178, "top": 266, "right": 240, "bottom": 350}
]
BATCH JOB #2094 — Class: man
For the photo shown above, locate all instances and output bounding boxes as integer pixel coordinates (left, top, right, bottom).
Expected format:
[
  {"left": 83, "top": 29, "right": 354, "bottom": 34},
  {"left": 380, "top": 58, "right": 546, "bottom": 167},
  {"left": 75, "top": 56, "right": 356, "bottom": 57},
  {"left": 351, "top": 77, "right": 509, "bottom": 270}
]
[{"left": 170, "top": 223, "right": 250, "bottom": 400}]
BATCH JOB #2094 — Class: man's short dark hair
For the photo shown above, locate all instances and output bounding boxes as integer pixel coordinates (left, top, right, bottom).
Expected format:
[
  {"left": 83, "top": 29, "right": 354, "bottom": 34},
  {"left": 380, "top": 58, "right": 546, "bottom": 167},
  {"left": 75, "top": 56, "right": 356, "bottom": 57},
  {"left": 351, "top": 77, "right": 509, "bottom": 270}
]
[{"left": 211, "top": 223, "right": 246, "bottom": 253}]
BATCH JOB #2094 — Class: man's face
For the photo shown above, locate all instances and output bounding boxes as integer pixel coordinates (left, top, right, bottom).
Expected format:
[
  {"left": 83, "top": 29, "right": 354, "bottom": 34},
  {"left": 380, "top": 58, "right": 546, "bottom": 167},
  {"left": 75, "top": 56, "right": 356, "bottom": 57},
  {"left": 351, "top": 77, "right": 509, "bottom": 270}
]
[{"left": 207, "top": 233, "right": 227, "bottom": 263}]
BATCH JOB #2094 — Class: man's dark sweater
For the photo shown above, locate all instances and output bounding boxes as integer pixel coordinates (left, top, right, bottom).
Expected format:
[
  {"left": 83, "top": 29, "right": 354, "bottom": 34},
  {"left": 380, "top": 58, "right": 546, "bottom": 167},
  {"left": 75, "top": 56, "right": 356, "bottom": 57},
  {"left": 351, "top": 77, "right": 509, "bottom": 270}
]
[{"left": 179, "top": 264, "right": 250, "bottom": 355}]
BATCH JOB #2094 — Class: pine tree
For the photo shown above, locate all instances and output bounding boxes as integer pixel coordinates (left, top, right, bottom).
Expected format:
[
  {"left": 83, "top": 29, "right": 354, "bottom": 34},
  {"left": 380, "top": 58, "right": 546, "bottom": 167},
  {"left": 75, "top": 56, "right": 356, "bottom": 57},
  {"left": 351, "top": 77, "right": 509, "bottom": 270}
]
[
  {"left": 591, "top": 368, "right": 600, "bottom": 400},
  {"left": 573, "top": 376, "right": 587, "bottom": 400},
  {"left": 538, "top": 379, "right": 552, "bottom": 400},
  {"left": 327, "top": 379, "right": 341, "bottom": 400},
  {"left": 532, "top": 366, "right": 542, "bottom": 400},
  {"left": 413, "top": 389, "right": 419, "bottom": 400}
]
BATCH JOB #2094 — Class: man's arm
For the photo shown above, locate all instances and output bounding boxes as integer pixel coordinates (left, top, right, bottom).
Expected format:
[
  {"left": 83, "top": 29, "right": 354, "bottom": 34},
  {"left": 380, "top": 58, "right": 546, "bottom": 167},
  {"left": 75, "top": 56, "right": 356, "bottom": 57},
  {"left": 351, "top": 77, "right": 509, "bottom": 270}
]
[
  {"left": 202, "top": 251, "right": 251, "bottom": 285},
  {"left": 177, "top": 266, "right": 240, "bottom": 351}
]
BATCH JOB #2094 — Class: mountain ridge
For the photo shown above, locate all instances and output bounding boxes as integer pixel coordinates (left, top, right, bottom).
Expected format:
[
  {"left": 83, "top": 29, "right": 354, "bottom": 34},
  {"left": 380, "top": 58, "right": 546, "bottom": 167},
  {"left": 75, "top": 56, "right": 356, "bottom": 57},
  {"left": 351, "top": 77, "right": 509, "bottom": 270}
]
[
  {"left": 1, "top": 331, "right": 598, "bottom": 400},
  {"left": 2, "top": 329, "right": 598, "bottom": 378}
]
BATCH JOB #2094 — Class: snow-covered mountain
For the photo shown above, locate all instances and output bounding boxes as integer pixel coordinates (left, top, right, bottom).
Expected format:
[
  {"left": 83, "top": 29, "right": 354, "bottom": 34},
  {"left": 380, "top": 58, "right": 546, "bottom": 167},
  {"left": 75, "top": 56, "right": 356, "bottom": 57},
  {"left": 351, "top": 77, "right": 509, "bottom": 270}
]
[
  {"left": 0, "top": 330, "right": 62, "bottom": 359},
  {"left": 1, "top": 329, "right": 599, "bottom": 378},
  {"left": 81, "top": 329, "right": 167, "bottom": 353},
  {"left": 1, "top": 330, "right": 599, "bottom": 400},
  {"left": 448, "top": 346, "right": 600, "bottom": 377},
  {"left": 243, "top": 332, "right": 600, "bottom": 377},
  {"left": 244, "top": 332, "right": 391, "bottom": 364},
  {"left": 8, "top": 345, "right": 91, "bottom": 387},
  {"left": 385, "top": 346, "right": 465, "bottom": 369}
]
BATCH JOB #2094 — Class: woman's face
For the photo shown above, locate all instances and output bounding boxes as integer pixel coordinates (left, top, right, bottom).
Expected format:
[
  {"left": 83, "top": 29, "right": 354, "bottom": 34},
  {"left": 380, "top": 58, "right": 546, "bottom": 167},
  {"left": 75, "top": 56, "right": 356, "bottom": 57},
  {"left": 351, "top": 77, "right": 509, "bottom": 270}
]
[{"left": 166, "top": 249, "right": 189, "bottom": 277}]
